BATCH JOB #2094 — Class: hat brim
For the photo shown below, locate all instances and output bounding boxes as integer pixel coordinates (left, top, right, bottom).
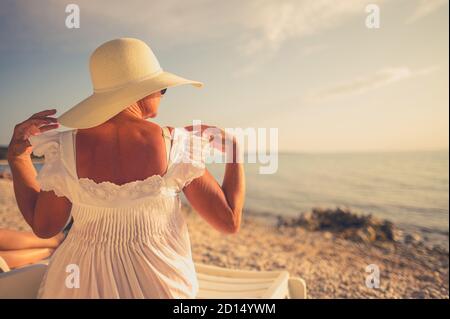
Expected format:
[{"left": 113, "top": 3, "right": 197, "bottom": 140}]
[{"left": 57, "top": 71, "right": 203, "bottom": 129}]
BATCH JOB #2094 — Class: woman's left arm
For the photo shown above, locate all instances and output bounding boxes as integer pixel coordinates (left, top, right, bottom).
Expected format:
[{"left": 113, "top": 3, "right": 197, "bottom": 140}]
[{"left": 7, "top": 109, "right": 71, "bottom": 238}]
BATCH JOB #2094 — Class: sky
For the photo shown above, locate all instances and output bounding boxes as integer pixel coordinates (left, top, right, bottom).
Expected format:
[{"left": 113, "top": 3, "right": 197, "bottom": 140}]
[{"left": 0, "top": 0, "right": 448, "bottom": 152}]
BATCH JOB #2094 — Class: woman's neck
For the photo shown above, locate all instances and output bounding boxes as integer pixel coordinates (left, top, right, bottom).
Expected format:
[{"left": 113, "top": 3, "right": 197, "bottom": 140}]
[{"left": 108, "top": 103, "right": 146, "bottom": 123}]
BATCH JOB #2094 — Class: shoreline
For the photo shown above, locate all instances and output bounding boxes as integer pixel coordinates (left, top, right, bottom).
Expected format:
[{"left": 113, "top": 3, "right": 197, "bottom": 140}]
[{"left": 0, "top": 159, "right": 44, "bottom": 165}]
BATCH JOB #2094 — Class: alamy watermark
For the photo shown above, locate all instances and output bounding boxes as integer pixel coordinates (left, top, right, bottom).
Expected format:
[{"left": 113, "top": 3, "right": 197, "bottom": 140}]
[
  {"left": 65, "top": 4, "right": 80, "bottom": 29},
  {"left": 365, "top": 264, "right": 380, "bottom": 289},
  {"left": 173, "top": 120, "right": 279, "bottom": 175},
  {"left": 365, "top": 4, "right": 380, "bottom": 29},
  {"left": 65, "top": 263, "right": 80, "bottom": 289}
]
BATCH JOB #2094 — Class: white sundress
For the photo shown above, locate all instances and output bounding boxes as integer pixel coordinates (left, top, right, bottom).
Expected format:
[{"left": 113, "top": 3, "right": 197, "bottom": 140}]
[{"left": 28, "top": 127, "right": 211, "bottom": 299}]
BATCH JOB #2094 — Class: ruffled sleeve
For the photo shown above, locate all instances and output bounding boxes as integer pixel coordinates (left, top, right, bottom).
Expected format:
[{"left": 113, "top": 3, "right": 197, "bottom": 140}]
[
  {"left": 164, "top": 128, "right": 212, "bottom": 190},
  {"left": 29, "top": 130, "right": 72, "bottom": 199}
]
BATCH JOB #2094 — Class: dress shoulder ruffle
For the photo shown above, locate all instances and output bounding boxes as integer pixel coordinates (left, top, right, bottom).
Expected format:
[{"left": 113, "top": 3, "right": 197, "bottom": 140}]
[
  {"left": 164, "top": 127, "right": 212, "bottom": 190},
  {"left": 29, "top": 130, "right": 73, "bottom": 199}
]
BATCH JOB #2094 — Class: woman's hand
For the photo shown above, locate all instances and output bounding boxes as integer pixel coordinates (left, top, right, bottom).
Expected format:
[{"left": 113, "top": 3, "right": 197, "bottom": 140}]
[
  {"left": 7, "top": 109, "right": 59, "bottom": 159},
  {"left": 184, "top": 124, "right": 236, "bottom": 153}
]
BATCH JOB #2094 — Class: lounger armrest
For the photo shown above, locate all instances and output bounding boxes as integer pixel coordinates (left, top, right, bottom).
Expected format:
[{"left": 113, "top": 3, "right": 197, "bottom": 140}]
[
  {"left": 0, "top": 256, "right": 10, "bottom": 272},
  {"left": 288, "top": 277, "right": 307, "bottom": 299}
]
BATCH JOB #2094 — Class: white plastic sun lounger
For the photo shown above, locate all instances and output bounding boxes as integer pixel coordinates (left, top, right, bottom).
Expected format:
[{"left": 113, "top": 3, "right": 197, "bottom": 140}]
[
  {"left": 0, "top": 260, "right": 47, "bottom": 299},
  {"left": 195, "top": 263, "right": 307, "bottom": 299},
  {"left": 0, "top": 258, "right": 306, "bottom": 299},
  {"left": 0, "top": 256, "right": 9, "bottom": 273}
]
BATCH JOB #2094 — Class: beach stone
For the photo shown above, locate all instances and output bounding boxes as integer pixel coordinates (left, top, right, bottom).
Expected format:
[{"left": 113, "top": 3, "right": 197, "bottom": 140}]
[
  {"left": 363, "top": 226, "right": 377, "bottom": 243},
  {"left": 404, "top": 233, "right": 422, "bottom": 244},
  {"left": 392, "top": 229, "right": 404, "bottom": 242},
  {"left": 323, "top": 231, "right": 333, "bottom": 240},
  {"left": 377, "top": 221, "right": 395, "bottom": 241}
]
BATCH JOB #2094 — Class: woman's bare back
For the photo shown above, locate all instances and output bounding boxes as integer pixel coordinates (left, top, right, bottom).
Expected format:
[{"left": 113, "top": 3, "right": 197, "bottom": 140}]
[{"left": 75, "top": 119, "right": 168, "bottom": 186}]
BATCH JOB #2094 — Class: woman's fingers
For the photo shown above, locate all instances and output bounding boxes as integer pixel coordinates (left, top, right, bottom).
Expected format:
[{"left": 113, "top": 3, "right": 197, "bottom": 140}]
[
  {"left": 24, "top": 119, "right": 58, "bottom": 138},
  {"left": 13, "top": 117, "right": 58, "bottom": 141},
  {"left": 184, "top": 124, "right": 215, "bottom": 132},
  {"left": 26, "top": 118, "right": 58, "bottom": 127},
  {"left": 30, "top": 109, "right": 57, "bottom": 119},
  {"left": 39, "top": 123, "right": 59, "bottom": 133},
  {"left": 8, "top": 109, "right": 58, "bottom": 158},
  {"left": 27, "top": 126, "right": 41, "bottom": 137},
  {"left": 14, "top": 110, "right": 57, "bottom": 136},
  {"left": 16, "top": 117, "right": 57, "bottom": 131},
  {"left": 32, "top": 118, "right": 56, "bottom": 125}
]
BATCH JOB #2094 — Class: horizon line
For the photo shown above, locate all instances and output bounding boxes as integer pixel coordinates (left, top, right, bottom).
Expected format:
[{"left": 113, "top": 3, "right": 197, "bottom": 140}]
[{"left": 0, "top": 145, "right": 448, "bottom": 155}]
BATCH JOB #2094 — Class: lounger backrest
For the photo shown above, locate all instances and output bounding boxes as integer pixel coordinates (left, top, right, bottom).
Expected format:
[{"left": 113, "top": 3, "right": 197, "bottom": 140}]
[
  {"left": 195, "top": 262, "right": 290, "bottom": 299},
  {"left": 0, "top": 264, "right": 47, "bottom": 299}
]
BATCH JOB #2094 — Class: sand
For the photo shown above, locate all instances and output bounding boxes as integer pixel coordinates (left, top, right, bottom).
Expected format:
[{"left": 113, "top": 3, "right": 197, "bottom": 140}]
[{"left": 1, "top": 178, "right": 448, "bottom": 298}]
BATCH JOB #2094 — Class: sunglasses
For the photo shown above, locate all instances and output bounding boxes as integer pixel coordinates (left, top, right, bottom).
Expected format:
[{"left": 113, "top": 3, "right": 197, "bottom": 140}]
[{"left": 161, "top": 88, "right": 167, "bottom": 95}]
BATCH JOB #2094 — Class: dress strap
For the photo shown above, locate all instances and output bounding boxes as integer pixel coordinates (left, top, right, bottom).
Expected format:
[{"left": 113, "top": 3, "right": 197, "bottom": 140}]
[
  {"left": 59, "top": 130, "right": 78, "bottom": 180},
  {"left": 161, "top": 127, "right": 172, "bottom": 165}
]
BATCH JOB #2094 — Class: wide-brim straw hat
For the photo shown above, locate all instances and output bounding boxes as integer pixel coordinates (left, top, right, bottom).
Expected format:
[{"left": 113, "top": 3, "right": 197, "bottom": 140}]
[{"left": 58, "top": 37, "right": 203, "bottom": 129}]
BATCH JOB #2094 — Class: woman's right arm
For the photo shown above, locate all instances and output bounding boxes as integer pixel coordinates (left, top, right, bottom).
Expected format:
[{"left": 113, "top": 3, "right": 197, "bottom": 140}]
[
  {"left": 7, "top": 109, "right": 71, "bottom": 238},
  {"left": 183, "top": 130, "right": 245, "bottom": 234}
]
